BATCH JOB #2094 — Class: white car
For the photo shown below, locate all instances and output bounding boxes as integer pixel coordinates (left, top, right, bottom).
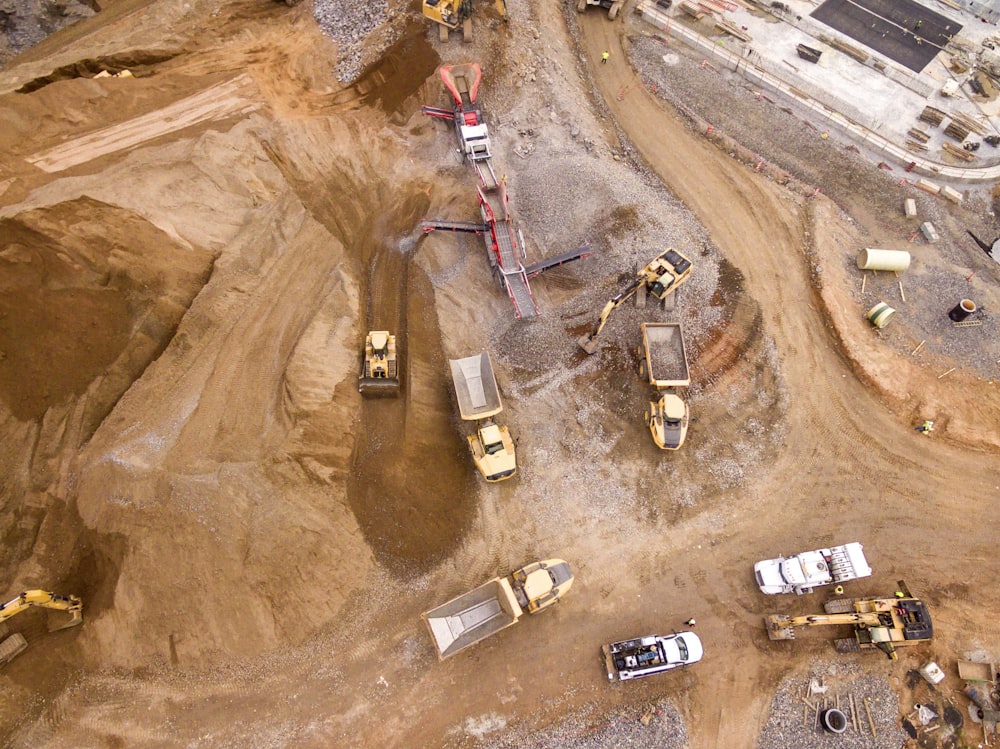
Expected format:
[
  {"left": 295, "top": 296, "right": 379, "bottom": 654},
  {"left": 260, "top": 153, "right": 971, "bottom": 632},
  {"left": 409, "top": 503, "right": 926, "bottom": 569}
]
[{"left": 603, "top": 631, "right": 704, "bottom": 681}]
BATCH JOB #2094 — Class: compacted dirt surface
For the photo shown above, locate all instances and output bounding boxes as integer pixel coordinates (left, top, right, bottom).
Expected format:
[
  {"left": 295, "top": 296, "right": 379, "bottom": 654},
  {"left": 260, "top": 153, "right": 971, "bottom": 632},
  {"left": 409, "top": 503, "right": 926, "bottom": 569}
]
[{"left": 0, "top": 0, "right": 998, "bottom": 747}]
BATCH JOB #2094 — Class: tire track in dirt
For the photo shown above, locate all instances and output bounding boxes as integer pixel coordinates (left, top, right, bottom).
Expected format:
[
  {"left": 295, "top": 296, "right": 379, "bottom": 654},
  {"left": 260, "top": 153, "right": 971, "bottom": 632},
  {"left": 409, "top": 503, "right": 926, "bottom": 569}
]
[{"left": 346, "top": 190, "right": 479, "bottom": 576}]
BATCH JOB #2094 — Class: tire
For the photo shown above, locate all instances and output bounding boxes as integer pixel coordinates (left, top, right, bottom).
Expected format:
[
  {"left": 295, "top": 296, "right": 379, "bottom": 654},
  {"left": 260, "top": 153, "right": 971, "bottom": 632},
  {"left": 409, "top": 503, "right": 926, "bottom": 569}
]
[
  {"left": 609, "top": 1, "right": 621, "bottom": 19},
  {"left": 463, "top": 18, "right": 472, "bottom": 43}
]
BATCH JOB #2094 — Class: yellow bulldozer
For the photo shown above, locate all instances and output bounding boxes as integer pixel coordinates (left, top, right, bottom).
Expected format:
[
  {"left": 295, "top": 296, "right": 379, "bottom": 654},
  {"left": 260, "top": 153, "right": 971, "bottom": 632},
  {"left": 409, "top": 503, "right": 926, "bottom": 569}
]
[
  {"left": 359, "top": 330, "right": 400, "bottom": 397},
  {"left": 423, "top": 0, "right": 507, "bottom": 42},
  {"left": 766, "top": 585, "right": 933, "bottom": 660}
]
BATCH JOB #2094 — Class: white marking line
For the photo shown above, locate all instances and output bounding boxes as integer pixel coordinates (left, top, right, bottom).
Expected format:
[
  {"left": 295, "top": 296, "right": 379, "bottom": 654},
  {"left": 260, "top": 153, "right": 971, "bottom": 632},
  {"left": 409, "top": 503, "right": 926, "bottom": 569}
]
[{"left": 27, "top": 76, "right": 259, "bottom": 173}]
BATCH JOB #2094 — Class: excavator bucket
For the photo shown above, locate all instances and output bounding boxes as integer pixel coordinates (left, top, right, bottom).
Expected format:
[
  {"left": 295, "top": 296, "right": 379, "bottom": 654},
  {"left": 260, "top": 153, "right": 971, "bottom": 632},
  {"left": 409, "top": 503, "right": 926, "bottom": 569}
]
[
  {"left": 765, "top": 614, "right": 796, "bottom": 640},
  {"left": 577, "top": 333, "right": 600, "bottom": 355},
  {"left": 49, "top": 606, "right": 83, "bottom": 632}
]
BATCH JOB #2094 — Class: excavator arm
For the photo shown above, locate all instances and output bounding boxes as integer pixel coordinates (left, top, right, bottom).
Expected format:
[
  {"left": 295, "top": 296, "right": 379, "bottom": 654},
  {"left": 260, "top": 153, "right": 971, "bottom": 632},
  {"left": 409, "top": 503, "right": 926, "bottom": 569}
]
[
  {"left": 766, "top": 612, "right": 880, "bottom": 640},
  {"left": 577, "top": 277, "right": 644, "bottom": 354},
  {"left": 0, "top": 590, "right": 83, "bottom": 631}
]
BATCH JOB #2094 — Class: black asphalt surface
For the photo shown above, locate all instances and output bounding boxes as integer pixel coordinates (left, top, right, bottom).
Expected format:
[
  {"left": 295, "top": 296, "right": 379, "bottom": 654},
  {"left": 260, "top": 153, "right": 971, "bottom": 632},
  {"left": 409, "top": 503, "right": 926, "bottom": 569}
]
[{"left": 812, "top": 0, "right": 962, "bottom": 73}]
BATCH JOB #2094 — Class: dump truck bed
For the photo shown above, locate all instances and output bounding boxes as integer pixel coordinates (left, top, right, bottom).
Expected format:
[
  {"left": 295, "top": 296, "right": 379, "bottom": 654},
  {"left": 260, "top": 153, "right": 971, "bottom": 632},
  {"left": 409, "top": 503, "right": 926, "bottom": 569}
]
[
  {"left": 421, "top": 577, "right": 522, "bottom": 659},
  {"left": 641, "top": 323, "right": 690, "bottom": 388},
  {"left": 449, "top": 352, "right": 503, "bottom": 421}
]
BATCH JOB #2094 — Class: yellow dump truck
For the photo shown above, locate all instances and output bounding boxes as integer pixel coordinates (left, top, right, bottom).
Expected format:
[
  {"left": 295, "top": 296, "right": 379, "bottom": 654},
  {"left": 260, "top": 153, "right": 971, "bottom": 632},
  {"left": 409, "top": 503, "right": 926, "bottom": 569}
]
[
  {"left": 422, "top": 559, "right": 573, "bottom": 659},
  {"left": 449, "top": 352, "right": 516, "bottom": 482},
  {"left": 638, "top": 323, "right": 690, "bottom": 450}
]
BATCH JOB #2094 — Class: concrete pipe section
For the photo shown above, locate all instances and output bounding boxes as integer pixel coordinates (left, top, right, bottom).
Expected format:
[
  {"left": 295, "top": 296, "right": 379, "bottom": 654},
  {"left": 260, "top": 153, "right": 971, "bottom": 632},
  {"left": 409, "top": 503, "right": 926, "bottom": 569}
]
[
  {"left": 867, "top": 302, "right": 896, "bottom": 328},
  {"left": 857, "top": 248, "right": 911, "bottom": 272},
  {"left": 822, "top": 708, "right": 848, "bottom": 734},
  {"left": 949, "top": 299, "right": 977, "bottom": 322}
]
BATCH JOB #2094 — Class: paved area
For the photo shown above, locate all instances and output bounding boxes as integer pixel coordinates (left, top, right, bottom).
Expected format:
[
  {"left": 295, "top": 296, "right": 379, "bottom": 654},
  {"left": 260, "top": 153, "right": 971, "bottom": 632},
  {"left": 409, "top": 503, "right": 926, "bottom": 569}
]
[
  {"left": 642, "top": 0, "right": 1000, "bottom": 177},
  {"left": 812, "top": 0, "right": 959, "bottom": 73}
]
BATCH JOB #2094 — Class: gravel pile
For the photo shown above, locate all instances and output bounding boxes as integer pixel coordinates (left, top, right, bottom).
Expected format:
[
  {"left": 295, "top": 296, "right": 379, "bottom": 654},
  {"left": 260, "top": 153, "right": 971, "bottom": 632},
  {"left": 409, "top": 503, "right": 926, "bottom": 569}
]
[
  {"left": 312, "top": 0, "right": 403, "bottom": 83},
  {"left": 443, "top": 698, "right": 690, "bottom": 749},
  {"left": 0, "top": 0, "right": 95, "bottom": 67},
  {"left": 758, "top": 664, "right": 907, "bottom": 749}
]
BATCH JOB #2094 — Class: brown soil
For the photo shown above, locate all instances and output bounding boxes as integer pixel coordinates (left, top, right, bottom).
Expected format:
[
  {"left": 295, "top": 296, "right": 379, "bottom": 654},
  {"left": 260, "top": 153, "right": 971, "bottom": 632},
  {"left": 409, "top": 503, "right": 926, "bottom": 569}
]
[{"left": 0, "top": 1, "right": 997, "bottom": 748}]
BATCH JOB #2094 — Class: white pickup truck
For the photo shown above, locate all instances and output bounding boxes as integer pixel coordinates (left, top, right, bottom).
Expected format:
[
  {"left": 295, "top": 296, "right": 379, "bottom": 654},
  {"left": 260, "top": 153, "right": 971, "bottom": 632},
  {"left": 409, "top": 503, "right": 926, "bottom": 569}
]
[
  {"left": 603, "top": 631, "right": 703, "bottom": 681},
  {"left": 754, "top": 542, "right": 872, "bottom": 595}
]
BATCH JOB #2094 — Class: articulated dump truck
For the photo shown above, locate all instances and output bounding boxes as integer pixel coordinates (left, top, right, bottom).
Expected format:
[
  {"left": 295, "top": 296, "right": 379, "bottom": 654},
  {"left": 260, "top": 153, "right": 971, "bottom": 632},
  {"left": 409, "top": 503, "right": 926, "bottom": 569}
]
[
  {"left": 422, "top": 559, "right": 574, "bottom": 660},
  {"left": 638, "top": 323, "right": 691, "bottom": 450},
  {"left": 449, "top": 352, "right": 516, "bottom": 482}
]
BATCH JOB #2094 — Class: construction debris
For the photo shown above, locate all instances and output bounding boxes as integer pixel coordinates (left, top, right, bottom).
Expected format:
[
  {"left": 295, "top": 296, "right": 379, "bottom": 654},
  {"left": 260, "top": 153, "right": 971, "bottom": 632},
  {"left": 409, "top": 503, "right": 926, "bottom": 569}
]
[{"left": 918, "top": 106, "right": 946, "bottom": 127}]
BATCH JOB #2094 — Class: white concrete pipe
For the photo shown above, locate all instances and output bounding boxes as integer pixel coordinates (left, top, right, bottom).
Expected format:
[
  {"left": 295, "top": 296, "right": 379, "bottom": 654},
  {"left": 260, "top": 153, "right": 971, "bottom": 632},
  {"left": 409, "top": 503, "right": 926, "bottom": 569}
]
[{"left": 857, "top": 248, "right": 911, "bottom": 272}]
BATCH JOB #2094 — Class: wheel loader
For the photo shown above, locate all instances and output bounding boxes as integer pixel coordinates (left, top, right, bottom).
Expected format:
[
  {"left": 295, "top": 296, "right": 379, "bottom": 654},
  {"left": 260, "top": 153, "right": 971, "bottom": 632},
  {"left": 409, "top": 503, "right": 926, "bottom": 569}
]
[
  {"left": 359, "top": 331, "right": 400, "bottom": 396},
  {"left": 765, "top": 584, "right": 933, "bottom": 660},
  {"left": 423, "top": 0, "right": 507, "bottom": 42}
]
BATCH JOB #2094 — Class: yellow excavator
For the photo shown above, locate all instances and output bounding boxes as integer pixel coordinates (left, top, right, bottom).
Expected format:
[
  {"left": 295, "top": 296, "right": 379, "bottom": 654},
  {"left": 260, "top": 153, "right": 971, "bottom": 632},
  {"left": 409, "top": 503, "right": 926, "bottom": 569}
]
[
  {"left": 578, "top": 248, "right": 693, "bottom": 354},
  {"left": 0, "top": 589, "right": 83, "bottom": 665},
  {"left": 423, "top": 0, "right": 507, "bottom": 42},
  {"left": 766, "top": 585, "right": 932, "bottom": 660}
]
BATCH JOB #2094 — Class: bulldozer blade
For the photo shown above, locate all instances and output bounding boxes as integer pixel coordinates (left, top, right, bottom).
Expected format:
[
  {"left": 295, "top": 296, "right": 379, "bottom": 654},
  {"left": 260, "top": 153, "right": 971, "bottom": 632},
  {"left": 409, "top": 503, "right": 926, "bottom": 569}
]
[
  {"left": 359, "top": 378, "right": 400, "bottom": 397},
  {"left": 765, "top": 615, "right": 795, "bottom": 640},
  {"left": 577, "top": 335, "right": 599, "bottom": 355},
  {"left": 48, "top": 609, "right": 83, "bottom": 632}
]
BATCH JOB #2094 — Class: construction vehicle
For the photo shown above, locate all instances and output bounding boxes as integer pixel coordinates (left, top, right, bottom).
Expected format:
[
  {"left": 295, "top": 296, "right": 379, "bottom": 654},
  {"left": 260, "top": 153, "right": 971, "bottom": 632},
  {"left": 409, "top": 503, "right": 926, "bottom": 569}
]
[
  {"left": 0, "top": 589, "right": 83, "bottom": 665},
  {"left": 423, "top": 0, "right": 507, "bottom": 42},
  {"left": 603, "top": 631, "right": 703, "bottom": 681},
  {"left": 638, "top": 323, "right": 690, "bottom": 450},
  {"left": 422, "top": 559, "right": 574, "bottom": 659},
  {"left": 421, "top": 64, "right": 541, "bottom": 320},
  {"left": 423, "top": 64, "right": 495, "bottom": 171},
  {"left": 449, "top": 352, "right": 516, "bottom": 482},
  {"left": 359, "top": 330, "right": 400, "bottom": 396},
  {"left": 766, "top": 586, "right": 933, "bottom": 660},
  {"left": 754, "top": 542, "right": 872, "bottom": 595},
  {"left": 578, "top": 248, "right": 693, "bottom": 354},
  {"left": 577, "top": 0, "right": 623, "bottom": 19}
]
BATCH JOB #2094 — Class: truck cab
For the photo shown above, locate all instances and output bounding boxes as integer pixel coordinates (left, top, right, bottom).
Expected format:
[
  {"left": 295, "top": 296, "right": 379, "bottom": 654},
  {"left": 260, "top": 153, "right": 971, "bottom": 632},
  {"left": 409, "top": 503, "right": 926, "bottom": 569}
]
[
  {"left": 647, "top": 392, "right": 689, "bottom": 450},
  {"left": 511, "top": 559, "right": 574, "bottom": 613},
  {"left": 470, "top": 420, "right": 516, "bottom": 482}
]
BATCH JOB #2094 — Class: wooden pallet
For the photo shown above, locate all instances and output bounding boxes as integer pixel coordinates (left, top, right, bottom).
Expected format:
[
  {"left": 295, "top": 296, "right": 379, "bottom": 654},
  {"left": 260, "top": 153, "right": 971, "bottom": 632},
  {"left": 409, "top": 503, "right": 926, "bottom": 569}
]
[{"left": 952, "top": 319, "right": 983, "bottom": 328}]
